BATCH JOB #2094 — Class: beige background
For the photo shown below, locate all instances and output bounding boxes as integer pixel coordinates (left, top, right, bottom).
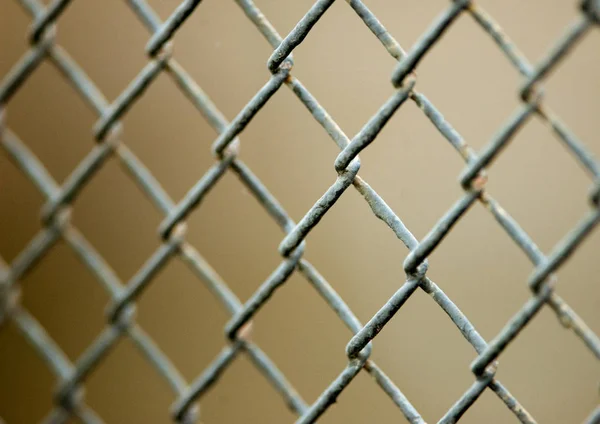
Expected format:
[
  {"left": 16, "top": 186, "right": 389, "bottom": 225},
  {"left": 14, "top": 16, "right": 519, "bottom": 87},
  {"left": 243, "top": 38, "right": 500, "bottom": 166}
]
[{"left": 1, "top": 0, "right": 599, "bottom": 423}]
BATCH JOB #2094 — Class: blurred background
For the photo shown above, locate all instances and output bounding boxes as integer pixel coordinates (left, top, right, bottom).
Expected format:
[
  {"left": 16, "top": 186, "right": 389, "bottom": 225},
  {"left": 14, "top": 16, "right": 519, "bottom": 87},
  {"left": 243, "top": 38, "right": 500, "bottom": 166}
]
[{"left": 1, "top": 0, "right": 599, "bottom": 422}]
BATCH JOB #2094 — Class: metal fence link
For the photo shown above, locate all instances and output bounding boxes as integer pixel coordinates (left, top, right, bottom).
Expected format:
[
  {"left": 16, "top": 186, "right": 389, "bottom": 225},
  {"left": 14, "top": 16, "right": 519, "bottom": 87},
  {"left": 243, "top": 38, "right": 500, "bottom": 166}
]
[{"left": 1, "top": 0, "right": 599, "bottom": 422}]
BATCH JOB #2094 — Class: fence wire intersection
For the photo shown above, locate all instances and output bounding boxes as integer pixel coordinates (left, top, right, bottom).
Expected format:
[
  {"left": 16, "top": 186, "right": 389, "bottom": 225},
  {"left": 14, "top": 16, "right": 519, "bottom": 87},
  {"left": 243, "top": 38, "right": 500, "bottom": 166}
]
[{"left": 1, "top": 0, "right": 599, "bottom": 423}]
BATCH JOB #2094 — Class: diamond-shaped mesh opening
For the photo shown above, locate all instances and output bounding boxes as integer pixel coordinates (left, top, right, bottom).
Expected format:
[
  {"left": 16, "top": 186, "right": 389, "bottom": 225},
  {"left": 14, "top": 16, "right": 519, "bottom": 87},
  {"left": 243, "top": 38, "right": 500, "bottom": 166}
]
[
  {"left": 252, "top": 272, "right": 351, "bottom": 399},
  {"left": 0, "top": 321, "right": 55, "bottom": 423},
  {"left": 19, "top": 241, "right": 109, "bottom": 359},
  {"left": 84, "top": 338, "right": 175, "bottom": 423},
  {"left": 0, "top": 3, "right": 31, "bottom": 74},
  {"left": 498, "top": 308, "right": 599, "bottom": 423},
  {"left": 367, "top": 0, "right": 453, "bottom": 47},
  {"left": 135, "top": 256, "right": 230, "bottom": 378},
  {"left": 485, "top": 118, "right": 592, "bottom": 251},
  {"left": 301, "top": 191, "right": 408, "bottom": 321},
  {"left": 185, "top": 171, "right": 286, "bottom": 300},
  {"left": 4, "top": 62, "right": 93, "bottom": 181},
  {"left": 203, "top": 353, "right": 298, "bottom": 422},
  {"left": 423, "top": 204, "right": 534, "bottom": 340},
  {"left": 543, "top": 30, "right": 600, "bottom": 159},
  {"left": 253, "top": 0, "right": 321, "bottom": 36},
  {"left": 414, "top": 15, "right": 522, "bottom": 151},
  {"left": 71, "top": 159, "right": 164, "bottom": 278},
  {"left": 0, "top": 155, "right": 45, "bottom": 256},
  {"left": 370, "top": 290, "right": 480, "bottom": 420},
  {"left": 550, "top": 228, "right": 600, "bottom": 334},
  {"left": 315, "top": 371, "right": 409, "bottom": 423},
  {"left": 352, "top": 99, "right": 467, "bottom": 238},
  {"left": 459, "top": 388, "right": 523, "bottom": 424},
  {"left": 477, "top": 0, "right": 580, "bottom": 60},
  {"left": 172, "top": 0, "right": 278, "bottom": 117},
  {"left": 228, "top": 87, "right": 340, "bottom": 218},
  {"left": 56, "top": 0, "right": 150, "bottom": 98},
  {"left": 284, "top": 0, "right": 400, "bottom": 136},
  {"left": 117, "top": 72, "right": 218, "bottom": 200}
]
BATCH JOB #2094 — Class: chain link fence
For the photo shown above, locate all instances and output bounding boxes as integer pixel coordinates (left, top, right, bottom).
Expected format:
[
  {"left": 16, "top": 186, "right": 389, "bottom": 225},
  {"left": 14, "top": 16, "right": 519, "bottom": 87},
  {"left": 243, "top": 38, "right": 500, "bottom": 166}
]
[{"left": 1, "top": 0, "right": 599, "bottom": 422}]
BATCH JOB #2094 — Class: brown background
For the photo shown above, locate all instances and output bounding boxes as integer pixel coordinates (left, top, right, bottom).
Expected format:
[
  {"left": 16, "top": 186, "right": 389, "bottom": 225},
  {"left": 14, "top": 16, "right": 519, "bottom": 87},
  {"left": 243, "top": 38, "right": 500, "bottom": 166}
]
[{"left": 1, "top": 0, "right": 599, "bottom": 423}]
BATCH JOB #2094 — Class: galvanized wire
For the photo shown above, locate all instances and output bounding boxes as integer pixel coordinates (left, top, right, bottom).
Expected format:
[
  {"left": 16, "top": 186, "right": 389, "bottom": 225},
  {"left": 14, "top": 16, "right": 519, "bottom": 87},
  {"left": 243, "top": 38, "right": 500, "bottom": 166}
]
[{"left": 1, "top": 0, "right": 599, "bottom": 422}]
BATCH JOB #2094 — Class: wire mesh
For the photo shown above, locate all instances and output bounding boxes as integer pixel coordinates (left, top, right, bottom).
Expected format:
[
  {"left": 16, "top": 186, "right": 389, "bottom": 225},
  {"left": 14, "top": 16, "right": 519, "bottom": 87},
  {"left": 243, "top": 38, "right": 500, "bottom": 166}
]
[{"left": 1, "top": 0, "right": 599, "bottom": 423}]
